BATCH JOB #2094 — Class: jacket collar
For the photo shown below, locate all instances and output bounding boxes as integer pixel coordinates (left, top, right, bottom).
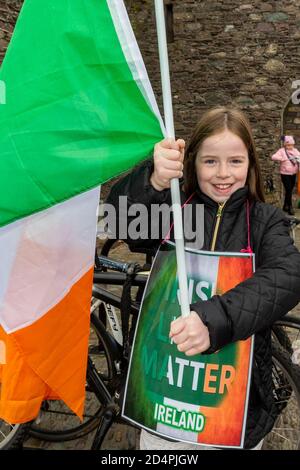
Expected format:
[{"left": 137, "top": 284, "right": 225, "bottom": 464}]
[{"left": 194, "top": 186, "right": 249, "bottom": 212}]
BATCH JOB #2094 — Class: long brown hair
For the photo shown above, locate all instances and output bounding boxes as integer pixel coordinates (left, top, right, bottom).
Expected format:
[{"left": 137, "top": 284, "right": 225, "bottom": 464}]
[{"left": 184, "top": 106, "right": 265, "bottom": 202}]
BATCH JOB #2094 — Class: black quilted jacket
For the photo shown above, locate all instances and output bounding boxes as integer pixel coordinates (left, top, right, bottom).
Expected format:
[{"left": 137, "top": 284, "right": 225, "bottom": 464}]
[{"left": 106, "top": 160, "right": 300, "bottom": 449}]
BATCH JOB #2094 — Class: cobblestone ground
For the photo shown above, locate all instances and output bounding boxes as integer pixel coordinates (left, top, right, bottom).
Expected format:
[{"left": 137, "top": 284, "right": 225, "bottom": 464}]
[{"left": 24, "top": 209, "right": 300, "bottom": 450}]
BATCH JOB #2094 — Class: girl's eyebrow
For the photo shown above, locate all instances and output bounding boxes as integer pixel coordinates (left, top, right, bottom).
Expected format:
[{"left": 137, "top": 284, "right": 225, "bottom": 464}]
[{"left": 199, "top": 154, "right": 247, "bottom": 159}]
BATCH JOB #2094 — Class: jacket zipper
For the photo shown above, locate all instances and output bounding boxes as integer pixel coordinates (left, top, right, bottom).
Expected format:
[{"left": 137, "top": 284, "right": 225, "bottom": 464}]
[{"left": 210, "top": 202, "right": 226, "bottom": 251}]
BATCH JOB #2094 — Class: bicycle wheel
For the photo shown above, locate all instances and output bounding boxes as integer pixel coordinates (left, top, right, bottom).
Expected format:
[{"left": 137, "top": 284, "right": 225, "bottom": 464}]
[
  {"left": 28, "top": 313, "right": 118, "bottom": 442},
  {"left": 0, "top": 420, "right": 31, "bottom": 450},
  {"left": 272, "top": 315, "right": 300, "bottom": 364},
  {"left": 262, "top": 343, "right": 300, "bottom": 450}
]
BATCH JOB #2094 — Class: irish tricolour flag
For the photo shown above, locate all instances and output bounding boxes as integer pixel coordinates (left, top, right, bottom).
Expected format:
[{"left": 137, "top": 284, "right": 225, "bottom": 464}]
[{"left": 0, "top": 0, "right": 163, "bottom": 423}]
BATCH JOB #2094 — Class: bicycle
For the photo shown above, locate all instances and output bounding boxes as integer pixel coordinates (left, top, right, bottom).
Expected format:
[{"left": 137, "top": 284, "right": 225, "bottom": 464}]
[{"left": 2, "top": 246, "right": 300, "bottom": 449}]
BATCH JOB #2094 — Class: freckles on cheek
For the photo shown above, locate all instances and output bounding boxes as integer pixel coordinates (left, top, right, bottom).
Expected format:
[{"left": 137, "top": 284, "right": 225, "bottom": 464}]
[
  {"left": 195, "top": 163, "right": 207, "bottom": 185},
  {"left": 196, "top": 173, "right": 205, "bottom": 192}
]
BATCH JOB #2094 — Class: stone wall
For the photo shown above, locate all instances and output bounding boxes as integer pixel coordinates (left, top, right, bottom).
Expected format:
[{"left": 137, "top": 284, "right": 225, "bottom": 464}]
[
  {"left": 1, "top": 0, "right": 300, "bottom": 203},
  {"left": 0, "top": 0, "right": 22, "bottom": 62}
]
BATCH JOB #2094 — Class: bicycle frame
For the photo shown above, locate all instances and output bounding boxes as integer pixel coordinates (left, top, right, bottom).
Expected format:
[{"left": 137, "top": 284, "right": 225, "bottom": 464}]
[{"left": 92, "top": 283, "right": 142, "bottom": 347}]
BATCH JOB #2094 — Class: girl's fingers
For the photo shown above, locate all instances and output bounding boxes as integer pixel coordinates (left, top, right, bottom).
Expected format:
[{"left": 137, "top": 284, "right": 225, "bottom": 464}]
[
  {"left": 169, "top": 317, "right": 185, "bottom": 336},
  {"left": 157, "top": 163, "right": 183, "bottom": 180},
  {"left": 171, "top": 331, "right": 188, "bottom": 346},
  {"left": 169, "top": 313, "right": 211, "bottom": 356},
  {"left": 155, "top": 148, "right": 184, "bottom": 162},
  {"left": 176, "top": 339, "right": 192, "bottom": 352},
  {"left": 151, "top": 138, "right": 185, "bottom": 190},
  {"left": 177, "top": 139, "right": 186, "bottom": 151},
  {"left": 158, "top": 159, "right": 184, "bottom": 172},
  {"left": 157, "top": 168, "right": 183, "bottom": 182},
  {"left": 184, "top": 347, "right": 204, "bottom": 356},
  {"left": 184, "top": 337, "right": 210, "bottom": 355},
  {"left": 155, "top": 141, "right": 185, "bottom": 160},
  {"left": 176, "top": 338, "right": 209, "bottom": 355},
  {"left": 159, "top": 138, "right": 185, "bottom": 151},
  {"left": 160, "top": 138, "right": 177, "bottom": 149}
]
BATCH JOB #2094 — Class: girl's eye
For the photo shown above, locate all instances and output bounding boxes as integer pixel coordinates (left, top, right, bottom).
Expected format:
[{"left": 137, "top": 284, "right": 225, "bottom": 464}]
[
  {"left": 204, "top": 159, "right": 216, "bottom": 165},
  {"left": 231, "top": 159, "right": 243, "bottom": 165}
]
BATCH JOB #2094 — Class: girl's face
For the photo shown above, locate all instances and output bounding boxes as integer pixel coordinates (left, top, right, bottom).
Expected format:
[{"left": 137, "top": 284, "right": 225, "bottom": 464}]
[
  {"left": 196, "top": 129, "right": 249, "bottom": 203},
  {"left": 285, "top": 143, "right": 294, "bottom": 151}
]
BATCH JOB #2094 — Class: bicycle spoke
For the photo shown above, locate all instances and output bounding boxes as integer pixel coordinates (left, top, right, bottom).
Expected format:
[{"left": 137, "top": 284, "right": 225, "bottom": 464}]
[{"left": 263, "top": 343, "right": 300, "bottom": 450}]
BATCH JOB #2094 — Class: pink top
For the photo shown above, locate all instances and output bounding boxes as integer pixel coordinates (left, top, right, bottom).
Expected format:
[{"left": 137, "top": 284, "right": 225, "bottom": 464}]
[{"left": 271, "top": 147, "right": 300, "bottom": 175}]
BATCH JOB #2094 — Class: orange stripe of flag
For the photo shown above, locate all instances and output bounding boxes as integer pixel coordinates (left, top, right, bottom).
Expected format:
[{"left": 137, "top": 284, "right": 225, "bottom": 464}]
[
  {"left": 0, "top": 267, "right": 93, "bottom": 424},
  {"left": 198, "top": 256, "right": 253, "bottom": 446}
]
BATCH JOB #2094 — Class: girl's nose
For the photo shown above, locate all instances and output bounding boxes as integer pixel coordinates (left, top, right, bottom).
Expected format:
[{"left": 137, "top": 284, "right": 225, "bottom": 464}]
[{"left": 216, "top": 163, "right": 230, "bottom": 178}]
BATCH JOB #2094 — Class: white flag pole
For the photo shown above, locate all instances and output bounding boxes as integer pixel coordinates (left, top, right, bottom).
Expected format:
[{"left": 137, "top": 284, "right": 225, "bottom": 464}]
[{"left": 154, "top": 0, "right": 190, "bottom": 318}]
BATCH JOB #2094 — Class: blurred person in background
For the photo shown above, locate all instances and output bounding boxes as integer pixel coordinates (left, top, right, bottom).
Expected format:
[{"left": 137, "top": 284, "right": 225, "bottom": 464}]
[{"left": 271, "top": 135, "right": 300, "bottom": 215}]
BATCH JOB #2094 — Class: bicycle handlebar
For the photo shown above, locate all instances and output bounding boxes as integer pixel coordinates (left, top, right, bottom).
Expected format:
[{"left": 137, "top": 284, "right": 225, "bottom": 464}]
[
  {"left": 93, "top": 270, "right": 148, "bottom": 286},
  {"left": 97, "top": 254, "right": 130, "bottom": 273}
]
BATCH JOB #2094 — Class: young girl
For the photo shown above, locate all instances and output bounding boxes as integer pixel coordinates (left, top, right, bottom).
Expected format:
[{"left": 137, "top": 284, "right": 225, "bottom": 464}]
[
  {"left": 107, "top": 107, "right": 300, "bottom": 450},
  {"left": 271, "top": 135, "right": 300, "bottom": 215}
]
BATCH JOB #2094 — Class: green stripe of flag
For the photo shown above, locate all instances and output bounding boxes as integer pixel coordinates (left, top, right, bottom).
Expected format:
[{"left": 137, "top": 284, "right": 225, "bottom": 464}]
[{"left": 0, "top": 0, "right": 163, "bottom": 227}]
